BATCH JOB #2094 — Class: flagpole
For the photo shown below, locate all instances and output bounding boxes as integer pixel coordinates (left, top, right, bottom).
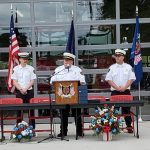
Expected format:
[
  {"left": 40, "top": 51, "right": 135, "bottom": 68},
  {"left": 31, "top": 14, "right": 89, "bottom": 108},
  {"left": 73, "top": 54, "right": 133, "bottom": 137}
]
[
  {"left": 136, "top": 6, "right": 143, "bottom": 122},
  {"left": 138, "top": 82, "right": 143, "bottom": 122},
  {"left": 71, "top": 9, "right": 75, "bottom": 65}
]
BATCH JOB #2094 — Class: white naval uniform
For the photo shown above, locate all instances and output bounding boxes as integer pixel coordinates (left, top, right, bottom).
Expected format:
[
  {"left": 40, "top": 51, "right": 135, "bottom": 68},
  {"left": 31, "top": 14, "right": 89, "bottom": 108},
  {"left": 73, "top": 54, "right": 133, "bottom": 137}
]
[
  {"left": 50, "top": 65, "right": 85, "bottom": 84},
  {"left": 105, "top": 63, "right": 136, "bottom": 91},
  {"left": 50, "top": 64, "right": 85, "bottom": 136},
  {"left": 11, "top": 64, "right": 37, "bottom": 90}
]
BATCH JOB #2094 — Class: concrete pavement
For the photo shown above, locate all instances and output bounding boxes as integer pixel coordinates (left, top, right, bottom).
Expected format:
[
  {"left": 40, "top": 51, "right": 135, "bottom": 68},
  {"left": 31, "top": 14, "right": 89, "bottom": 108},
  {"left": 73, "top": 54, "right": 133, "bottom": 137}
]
[{"left": 1, "top": 121, "right": 150, "bottom": 150}]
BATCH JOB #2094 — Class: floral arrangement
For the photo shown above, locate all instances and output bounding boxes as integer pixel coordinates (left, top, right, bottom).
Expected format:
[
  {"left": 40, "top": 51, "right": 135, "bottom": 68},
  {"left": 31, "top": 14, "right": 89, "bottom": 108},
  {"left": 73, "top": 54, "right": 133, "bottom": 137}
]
[
  {"left": 10, "top": 121, "right": 35, "bottom": 142},
  {"left": 90, "top": 104, "right": 124, "bottom": 135}
]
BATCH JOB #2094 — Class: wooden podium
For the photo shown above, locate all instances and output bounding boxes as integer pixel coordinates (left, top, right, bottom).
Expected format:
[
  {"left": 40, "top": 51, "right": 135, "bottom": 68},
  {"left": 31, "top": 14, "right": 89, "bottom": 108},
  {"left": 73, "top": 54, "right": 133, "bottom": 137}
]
[{"left": 53, "top": 80, "right": 79, "bottom": 105}]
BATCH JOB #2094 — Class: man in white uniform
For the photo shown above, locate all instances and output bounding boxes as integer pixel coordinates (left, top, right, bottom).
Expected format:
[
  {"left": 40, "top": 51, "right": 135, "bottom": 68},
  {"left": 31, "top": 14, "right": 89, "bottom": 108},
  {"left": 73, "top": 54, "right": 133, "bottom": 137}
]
[
  {"left": 11, "top": 52, "right": 37, "bottom": 128},
  {"left": 105, "top": 49, "right": 136, "bottom": 133},
  {"left": 50, "top": 52, "right": 86, "bottom": 137}
]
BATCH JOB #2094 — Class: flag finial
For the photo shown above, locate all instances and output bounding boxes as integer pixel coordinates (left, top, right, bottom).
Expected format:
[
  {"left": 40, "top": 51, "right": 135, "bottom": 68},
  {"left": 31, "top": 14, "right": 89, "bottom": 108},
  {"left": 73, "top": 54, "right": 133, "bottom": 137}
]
[
  {"left": 11, "top": 3, "right": 13, "bottom": 14},
  {"left": 136, "top": 5, "right": 138, "bottom": 16},
  {"left": 71, "top": 10, "right": 74, "bottom": 19}
]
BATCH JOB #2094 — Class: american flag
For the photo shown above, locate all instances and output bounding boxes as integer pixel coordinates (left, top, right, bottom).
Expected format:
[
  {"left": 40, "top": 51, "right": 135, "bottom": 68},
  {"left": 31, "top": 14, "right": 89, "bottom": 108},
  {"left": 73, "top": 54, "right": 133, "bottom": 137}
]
[{"left": 7, "top": 14, "right": 20, "bottom": 93}]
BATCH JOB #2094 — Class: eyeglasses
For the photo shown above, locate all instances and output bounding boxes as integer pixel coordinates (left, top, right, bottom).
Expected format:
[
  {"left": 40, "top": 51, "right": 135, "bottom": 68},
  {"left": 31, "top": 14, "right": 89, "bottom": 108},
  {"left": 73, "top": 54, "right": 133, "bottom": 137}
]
[{"left": 115, "top": 54, "right": 124, "bottom": 57}]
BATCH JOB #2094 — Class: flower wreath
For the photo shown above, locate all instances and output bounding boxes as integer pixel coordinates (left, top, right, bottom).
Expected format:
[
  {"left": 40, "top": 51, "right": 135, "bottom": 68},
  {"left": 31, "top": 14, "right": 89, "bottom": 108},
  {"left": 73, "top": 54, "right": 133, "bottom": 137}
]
[{"left": 10, "top": 121, "right": 35, "bottom": 142}]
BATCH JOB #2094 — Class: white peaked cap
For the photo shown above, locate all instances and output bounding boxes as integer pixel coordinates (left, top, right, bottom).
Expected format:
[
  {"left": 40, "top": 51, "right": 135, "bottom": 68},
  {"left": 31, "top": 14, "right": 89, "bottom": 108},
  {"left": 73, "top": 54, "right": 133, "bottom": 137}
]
[
  {"left": 18, "top": 52, "right": 30, "bottom": 58},
  {"left": 115, "top": 49, "right": 126, "bottom": 55},
  {"left": 63, "top": 52, "right": 76, "bottom": 60}
]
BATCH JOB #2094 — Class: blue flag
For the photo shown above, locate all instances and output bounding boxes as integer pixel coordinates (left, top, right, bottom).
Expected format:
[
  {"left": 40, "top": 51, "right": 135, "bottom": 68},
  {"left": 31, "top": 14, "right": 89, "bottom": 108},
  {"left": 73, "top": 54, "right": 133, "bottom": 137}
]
[
  {"left": 130, "top": 15, "right": 143, "bottom": 85},
  {"left": 66, "top": 20, "right": 75, "bottom": 55}
]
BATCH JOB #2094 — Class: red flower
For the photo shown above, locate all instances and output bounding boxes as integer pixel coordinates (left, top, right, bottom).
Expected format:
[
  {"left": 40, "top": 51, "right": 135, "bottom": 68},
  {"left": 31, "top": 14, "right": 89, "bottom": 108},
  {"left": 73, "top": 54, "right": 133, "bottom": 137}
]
[
  {"left": 104, "top": 104, "right": 108, "bottom": 108},
  {"left": 101, "top": 114, "right": 105, "bottom": 117},
  {"left": 109, "top": 114, "right": 112, "bottom": 117},
  {"left": 114, "top": 123, "right": 118, "bottom": 127},
  {"left": 104, "top": 122, "right": 109, "bottom": 126},
  {"left": 117, "top": 116, "right": 121, "bottom": 119}
]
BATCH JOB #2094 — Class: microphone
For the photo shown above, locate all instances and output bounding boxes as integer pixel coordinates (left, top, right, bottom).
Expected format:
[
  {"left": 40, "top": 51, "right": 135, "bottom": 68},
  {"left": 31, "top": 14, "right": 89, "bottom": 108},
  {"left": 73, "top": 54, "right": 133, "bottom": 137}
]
[
  {"left": 50, "top": 72, "right": 55, "bottom": 77},
  {"left": 66, "top": 64, "right": 70, "bottom": 72},
  {"left": 51, "top": 65, "right": 69, "bottom": 78},
  {"left": 50, "top": 66, "right": 69, "bottom": 85}
]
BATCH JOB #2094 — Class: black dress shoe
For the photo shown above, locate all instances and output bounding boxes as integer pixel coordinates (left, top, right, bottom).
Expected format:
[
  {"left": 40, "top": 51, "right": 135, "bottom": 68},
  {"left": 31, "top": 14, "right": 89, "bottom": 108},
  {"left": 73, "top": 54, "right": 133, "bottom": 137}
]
[
  {"left": 57, "top": 133, "right": 67, "bottom": 137},
  {"left": 127, "top": 126, "right": 133, "bottom": 133},
  {"left": 127, "top": 129, "right": 133, "bottom": 133}
]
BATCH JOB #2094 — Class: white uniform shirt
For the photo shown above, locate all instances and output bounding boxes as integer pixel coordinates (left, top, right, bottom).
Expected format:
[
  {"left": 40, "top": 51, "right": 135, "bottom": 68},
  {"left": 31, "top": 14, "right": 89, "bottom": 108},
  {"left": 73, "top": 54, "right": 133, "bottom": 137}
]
[
  {"left": 50, "top": 65, "right": 85, "bottom": 84},
  {"left": 11, "top": 64, "right": 37, "bottom": 90},
  {"left": 105, "top": 63, "right": 136, "bottom": 91}
]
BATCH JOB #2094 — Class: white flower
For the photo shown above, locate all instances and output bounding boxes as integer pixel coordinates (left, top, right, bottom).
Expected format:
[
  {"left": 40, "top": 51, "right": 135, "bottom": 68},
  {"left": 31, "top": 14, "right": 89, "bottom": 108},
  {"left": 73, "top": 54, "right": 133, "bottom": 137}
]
[
  {"left": 21, "top": 121, "right": 28, "bottom": 126},
  {"left": 99, "top": 111, "right": 104, "bottom": 115},
  {"left": 111, "top": 106, "right": 114, "bottom": 111},
  {"left": 18, "top": 123, "right": 21, "bottom": 126},
  {"left": 113, "top": 117, "right": 117, "bottom": 122},
  {"left": 97, "top": 107, "right": 101, "bottom": 112},
  {"left": 103, "top": 108, "right": 108, "bottom": 112},
  {"left": 25, "top": 129, "right": 30, "bottom": 134},
  {"left": 104, "top": 119, "right": 108, "bottom": 124},
  {"left": 91, "top": 116, "right": 96, "bottom": 119},
  {"left": 97, "top": 119, "right": 101, "bottom": 124},
  {"left": 21, "top": 131, "right": 28, "bottom": 136},
  {"left": 91, "top": 124, "right": 95, "bottom": 127},
  {"left": 109, "top": 122, "right": 112, "bottom": 126},
  {"left": 29, "top": 130, "right": 33, "bottom": 133},
  {"left": 12, "top": 134, "right": 16, "bottom": 138}
]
